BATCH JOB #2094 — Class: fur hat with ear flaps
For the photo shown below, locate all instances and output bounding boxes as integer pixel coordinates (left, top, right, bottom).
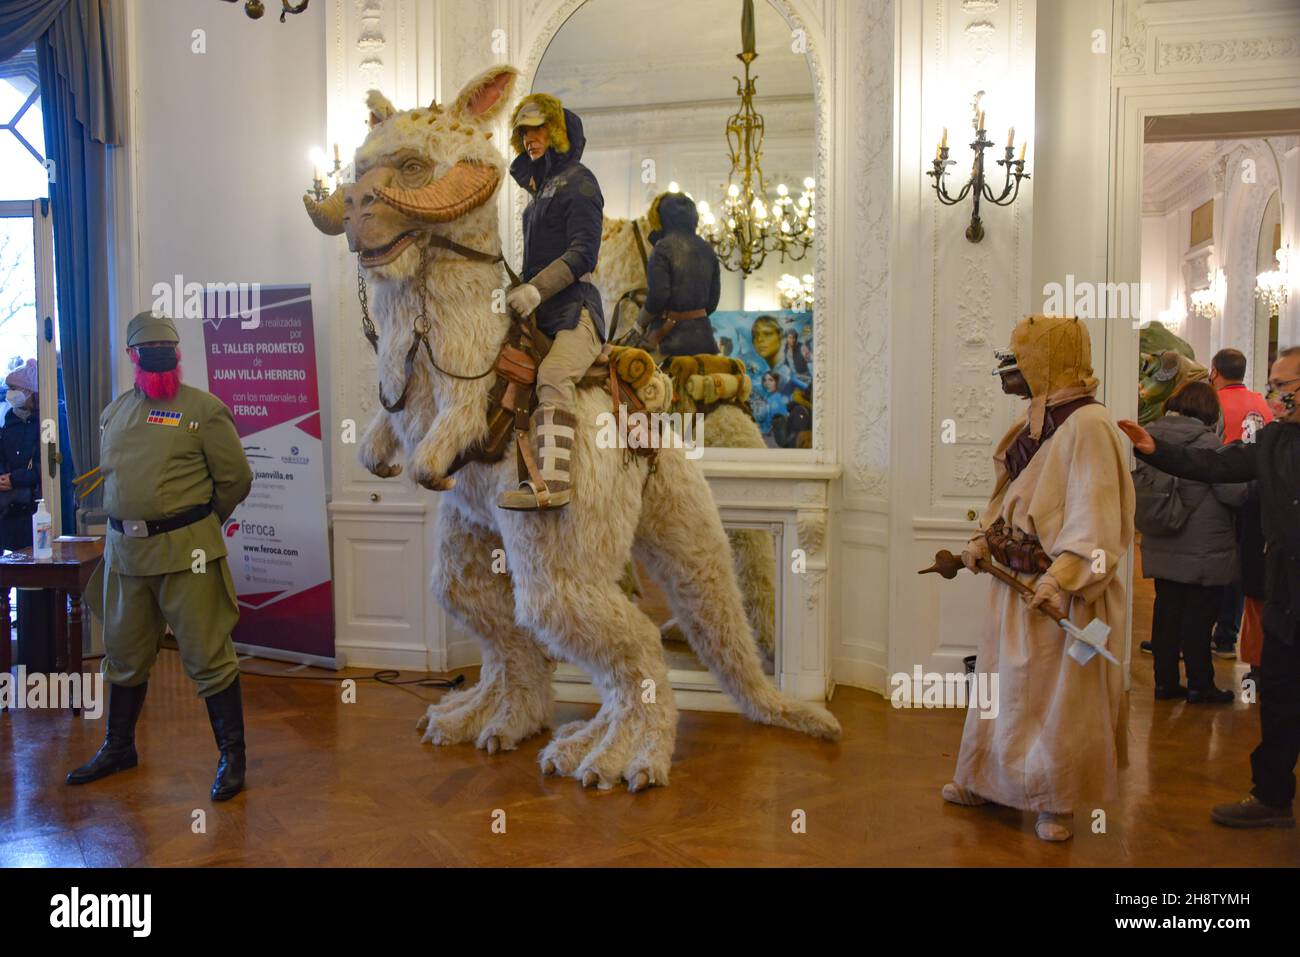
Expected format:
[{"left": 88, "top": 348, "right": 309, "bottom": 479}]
[
  {"left": 1009, "top": 314, "right": 1099, "bottom": 440},
  {"left": 509, "top": 93, "right": 569, "bottom": 155}
]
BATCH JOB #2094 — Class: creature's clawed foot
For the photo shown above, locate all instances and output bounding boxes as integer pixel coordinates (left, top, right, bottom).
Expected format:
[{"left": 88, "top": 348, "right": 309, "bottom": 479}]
[
  {"left": 410, "top": 449, "right": 456, "bottom": 491},
  {"left": 417, "top": 678, "right": 548, "bottom": 753},
  {"left": 538, "top": 704, "right": 674, "bottom": 791}
]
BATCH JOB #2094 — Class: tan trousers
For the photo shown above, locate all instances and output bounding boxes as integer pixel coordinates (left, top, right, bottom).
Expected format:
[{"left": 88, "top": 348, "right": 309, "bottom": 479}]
[{"left": 536, "top": 308, "right": 602, "bottom": 413}]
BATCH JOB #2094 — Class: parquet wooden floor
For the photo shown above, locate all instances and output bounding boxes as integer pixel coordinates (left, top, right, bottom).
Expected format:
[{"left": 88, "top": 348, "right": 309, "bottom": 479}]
[{"left": 1, "top": 574, "right": 1297, "bottom": 867}]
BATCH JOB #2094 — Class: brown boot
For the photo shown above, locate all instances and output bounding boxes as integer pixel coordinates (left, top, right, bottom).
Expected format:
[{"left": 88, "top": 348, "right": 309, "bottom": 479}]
[{"left": 497, "top": 405, "right": 576, "bottom": 511}]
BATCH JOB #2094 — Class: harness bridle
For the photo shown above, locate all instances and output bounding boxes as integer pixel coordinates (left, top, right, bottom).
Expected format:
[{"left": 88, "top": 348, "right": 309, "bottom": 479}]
[{"left": 357, "top": 232, "right": 526, "bottom": 412}]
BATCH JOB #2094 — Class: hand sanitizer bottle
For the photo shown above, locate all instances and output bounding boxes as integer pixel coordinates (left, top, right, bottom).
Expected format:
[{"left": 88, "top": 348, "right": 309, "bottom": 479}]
[{"left": 32, "top": 499, "right": 53, "bottom": 559}]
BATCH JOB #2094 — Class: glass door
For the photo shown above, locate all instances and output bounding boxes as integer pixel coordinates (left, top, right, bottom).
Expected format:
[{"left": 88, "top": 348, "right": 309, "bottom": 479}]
[{"left": 1, "top": 45, "right": 60, "bottom": 544}]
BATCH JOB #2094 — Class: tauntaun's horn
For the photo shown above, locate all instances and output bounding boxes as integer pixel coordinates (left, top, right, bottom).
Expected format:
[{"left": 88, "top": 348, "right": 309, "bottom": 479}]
[
  {"left": 375, "top": 162, "right": 499, "bottom": 223},
  {"left": 303, "top": 187, "right": 346, "bottom": 236}
]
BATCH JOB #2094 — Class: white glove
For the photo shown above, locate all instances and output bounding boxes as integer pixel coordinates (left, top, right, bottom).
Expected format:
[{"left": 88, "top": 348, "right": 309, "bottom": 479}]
[
  {"left": 506, "top": 283, "right": 542, "bottom": 318},
  {"left": 961, "top": 535, "right": 990, "bottom": 573}
]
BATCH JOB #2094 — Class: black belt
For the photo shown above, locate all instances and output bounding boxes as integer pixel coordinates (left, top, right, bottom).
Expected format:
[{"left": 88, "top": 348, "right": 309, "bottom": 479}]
[{"left": 110, "top": 504, "right": 212, "bottom": 539}]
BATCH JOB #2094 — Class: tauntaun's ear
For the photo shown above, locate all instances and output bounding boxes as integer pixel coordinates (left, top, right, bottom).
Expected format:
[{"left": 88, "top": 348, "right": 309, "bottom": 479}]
[
  {"left": 450, "top": 65, "right": 518, "bottom": 122},
  {"left": 367, "top": 89, "right": 397, "bottom": 128}
]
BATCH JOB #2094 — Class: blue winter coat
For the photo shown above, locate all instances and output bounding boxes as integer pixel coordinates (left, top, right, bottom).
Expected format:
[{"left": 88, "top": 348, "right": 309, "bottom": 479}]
[
  {"left": 509, "top": 108, "right": 606, "bottom": 340},
  {"left": 0, "top": 407, "right": 40, "bottom": 550},
  {"left": 643, "top": 194, "right": 722, "bottom": 356}
]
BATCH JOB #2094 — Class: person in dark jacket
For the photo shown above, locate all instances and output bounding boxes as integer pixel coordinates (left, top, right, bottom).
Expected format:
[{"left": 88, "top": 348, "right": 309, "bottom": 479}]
[
  {"left": 499, "top": 93, "right": 605, "bottom": 512},
  {"left": 0, "top": 360, "right": 41, "bottom": 552},
  {"left": 1134, "top": 382, "right": 1246, "bottom": 703},
  {"left": 1119, "top": 345, "right": 1300, "bottom": 830},
  {"left": 626, "top": 191, "right": 722, "bottom": 357}
]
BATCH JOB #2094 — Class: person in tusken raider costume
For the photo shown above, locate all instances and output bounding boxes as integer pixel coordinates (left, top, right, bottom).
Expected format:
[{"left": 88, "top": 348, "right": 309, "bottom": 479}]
[
  {"left": 622, "top": 190, "right": 722, "bottom": 357},
  {"left": 68, "top": 312, "right": 254, "bottom": 801},
  {"left": 944, "top": 315, "right": 1134, "bottom": 842},
  {"left": 498, "top": 93, "right": 605, "bottom": 511}
]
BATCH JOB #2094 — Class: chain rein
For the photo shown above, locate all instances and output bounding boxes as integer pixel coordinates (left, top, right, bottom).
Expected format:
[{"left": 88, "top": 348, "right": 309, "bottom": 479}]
[{"left": 357, "top": 237, "right": 521, "bottom": 413}]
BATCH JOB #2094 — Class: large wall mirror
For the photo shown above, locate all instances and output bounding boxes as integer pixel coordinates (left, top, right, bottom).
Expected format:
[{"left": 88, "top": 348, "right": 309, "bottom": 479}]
[{"left": 533, "top": 0, "right": 819, "bottom": 452}]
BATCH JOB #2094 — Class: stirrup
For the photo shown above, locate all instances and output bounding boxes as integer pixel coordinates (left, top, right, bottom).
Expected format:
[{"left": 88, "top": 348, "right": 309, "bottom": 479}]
[{"left": 497, "top": 479, "right": 569, "bottom": 511}]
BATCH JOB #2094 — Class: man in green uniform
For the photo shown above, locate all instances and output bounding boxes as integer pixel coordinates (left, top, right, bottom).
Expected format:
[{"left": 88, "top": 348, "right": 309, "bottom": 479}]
[{"left": 68, "top": 312, "right": 254, "bottom": 801}]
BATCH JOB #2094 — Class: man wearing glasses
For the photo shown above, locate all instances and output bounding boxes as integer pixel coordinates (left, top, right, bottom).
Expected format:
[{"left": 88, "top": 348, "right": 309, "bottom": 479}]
[{"left": 1119, "top": 347, "right": 1300, "bottom": 830}]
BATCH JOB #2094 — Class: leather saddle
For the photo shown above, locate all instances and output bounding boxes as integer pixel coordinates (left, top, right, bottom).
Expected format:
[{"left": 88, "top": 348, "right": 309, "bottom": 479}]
[{"left": 446, "top": 317, "right": 659, "bottom": 479}]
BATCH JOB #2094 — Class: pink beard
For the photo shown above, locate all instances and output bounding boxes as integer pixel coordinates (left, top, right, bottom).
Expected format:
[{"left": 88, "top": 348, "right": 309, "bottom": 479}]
[{"left": 132, "top": 348, "right": 183, "bottom": 400}]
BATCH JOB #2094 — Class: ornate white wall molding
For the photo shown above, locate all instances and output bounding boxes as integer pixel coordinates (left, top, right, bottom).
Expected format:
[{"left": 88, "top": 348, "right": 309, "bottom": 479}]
[
  {"left": 886, "top": 0, "right": 1035, "bottom": 689},
  {"left": 1115, "top": 0, "right": 1300, "bottom": 79},
  {"left": 843, "top": 0, "right": 894, "bottom": 505}
]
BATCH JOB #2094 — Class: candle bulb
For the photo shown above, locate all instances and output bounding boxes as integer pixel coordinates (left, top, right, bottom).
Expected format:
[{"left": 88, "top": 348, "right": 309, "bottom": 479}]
[
  {"left": 978, "top": 110, "right": 985, "bottom": 131},
  {"left": 941, "top": 126, "right": 948, "bottom": 149},
  {"left": 1006, "top": 126, "right": 1014, "bottom": 147},
  {"left": 1018, "top": 140, "right": 1026, "bottom": 162}
]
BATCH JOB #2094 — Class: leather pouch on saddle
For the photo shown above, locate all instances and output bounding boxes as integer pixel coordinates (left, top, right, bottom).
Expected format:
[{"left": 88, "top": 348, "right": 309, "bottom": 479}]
[{"left": 983, "top": 517, "right": 1052, "bottom": 575}]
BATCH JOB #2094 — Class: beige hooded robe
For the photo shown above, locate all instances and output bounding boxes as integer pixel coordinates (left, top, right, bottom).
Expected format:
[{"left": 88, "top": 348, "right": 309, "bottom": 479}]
[{"left": 953, "top": 316, "right": 1134, "bottom": 814}]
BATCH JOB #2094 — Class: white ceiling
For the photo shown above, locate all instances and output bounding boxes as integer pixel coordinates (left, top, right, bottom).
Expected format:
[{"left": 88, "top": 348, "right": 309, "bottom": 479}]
[
  {"left": 534, "top": 0, "right": 814, "bottom": 111},
  {"left": 1142, "top": 140, "right": 1219, "bottom": 209}
]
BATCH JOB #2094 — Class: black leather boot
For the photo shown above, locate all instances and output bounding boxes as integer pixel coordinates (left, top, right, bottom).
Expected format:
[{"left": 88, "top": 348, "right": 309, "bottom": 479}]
[
  {"left": 66, "top": 681, "right": 148, "bottom": 785},
  {"left": 205, "top": 677, "right": 246, "bottom": 801}
]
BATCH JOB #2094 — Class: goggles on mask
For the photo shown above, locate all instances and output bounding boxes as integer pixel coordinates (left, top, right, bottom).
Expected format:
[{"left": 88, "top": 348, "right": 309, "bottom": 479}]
[
  {"left": 992, "top": 349, "right": 1019, "bottom": 377},
  {"left": 135, "top": 345, "right": 179, "bottom": 372}
]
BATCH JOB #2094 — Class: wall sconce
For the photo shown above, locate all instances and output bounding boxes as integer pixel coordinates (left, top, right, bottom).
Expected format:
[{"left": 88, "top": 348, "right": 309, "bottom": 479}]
[
  {"left": 1256, "top": 245, "right": 1292, "bottom": 314},
  {"left": 1189, "top": 267, "right": 1226, "bottom": 319},
  {"left": 220, "top": 0, "right": 311, "bottom": 22},
  {"left": 307, "top": 144, "right": 342, "bottom": 202},
  {"left": 926, "top": 91, "right": 1029, "bottom": 243}
]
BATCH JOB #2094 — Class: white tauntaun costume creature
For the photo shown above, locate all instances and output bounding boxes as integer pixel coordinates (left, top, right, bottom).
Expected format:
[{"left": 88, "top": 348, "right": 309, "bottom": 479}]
[
  {"left": 303, "top": 65, "right": 839, "bottom": 791},
  {"left": 594, "top": 206, "right": 778, "bottom": 659}
]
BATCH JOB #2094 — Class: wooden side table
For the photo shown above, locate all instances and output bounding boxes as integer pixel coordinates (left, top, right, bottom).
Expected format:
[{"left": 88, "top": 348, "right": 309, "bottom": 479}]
[{"left": 0, "top": 537, "right": 104, "bottom": 712}]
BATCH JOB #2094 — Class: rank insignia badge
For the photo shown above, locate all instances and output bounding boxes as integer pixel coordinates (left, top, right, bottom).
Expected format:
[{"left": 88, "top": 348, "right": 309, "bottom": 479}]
[
  {"left": 188, "top": 420, "right": 200, "bottom": 432},
  {"left": 147, "top": 410, "right": 183, "bottom": 427}
]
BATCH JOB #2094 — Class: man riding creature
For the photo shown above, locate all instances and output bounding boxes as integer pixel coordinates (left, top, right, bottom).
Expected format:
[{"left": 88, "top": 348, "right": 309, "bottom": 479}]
[{"left": 303, "top": 65, "right": 839, "bottom": 791}]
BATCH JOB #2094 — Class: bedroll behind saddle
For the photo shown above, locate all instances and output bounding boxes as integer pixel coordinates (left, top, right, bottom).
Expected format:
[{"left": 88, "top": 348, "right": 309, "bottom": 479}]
[{"left": 664, "top": 354, "right": 754, "bottom": 418}]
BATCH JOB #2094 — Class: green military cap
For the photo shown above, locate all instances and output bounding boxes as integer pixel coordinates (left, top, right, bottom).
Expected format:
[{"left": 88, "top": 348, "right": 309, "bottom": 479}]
[{"left": 126, "top": 311, "right": 180, "bottom": 347}]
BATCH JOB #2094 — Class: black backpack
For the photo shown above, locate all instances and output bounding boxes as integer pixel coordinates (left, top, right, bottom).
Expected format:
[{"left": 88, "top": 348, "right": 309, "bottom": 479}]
[{"left": 1132, "top": 461, "right": 1193, "bottom": 536}]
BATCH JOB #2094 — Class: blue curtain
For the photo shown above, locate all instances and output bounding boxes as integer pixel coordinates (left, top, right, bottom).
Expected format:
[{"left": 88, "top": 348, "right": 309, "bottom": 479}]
[
  {"left": 0, "top": 0, "right": 70, "bottom": 64},
  {"left": 31, "top": 0, "right": 120, "bottom": 513}
]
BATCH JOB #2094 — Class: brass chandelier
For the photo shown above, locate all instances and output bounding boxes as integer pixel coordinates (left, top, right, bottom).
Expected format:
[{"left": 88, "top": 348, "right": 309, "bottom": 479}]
[{"left": 698, "top": 0, "right": 815, "bottom": 276}]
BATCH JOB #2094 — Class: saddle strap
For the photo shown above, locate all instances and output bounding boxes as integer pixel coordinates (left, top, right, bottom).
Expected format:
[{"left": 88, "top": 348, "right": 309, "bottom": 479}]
[{"left": 515, "top": 427, "right": 550, "bottom": 506}]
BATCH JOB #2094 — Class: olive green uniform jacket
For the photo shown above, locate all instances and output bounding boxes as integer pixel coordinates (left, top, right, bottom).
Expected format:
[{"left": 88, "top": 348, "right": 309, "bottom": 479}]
[{"left": 86, "top": 384, "right": 253, "bottom": 696}]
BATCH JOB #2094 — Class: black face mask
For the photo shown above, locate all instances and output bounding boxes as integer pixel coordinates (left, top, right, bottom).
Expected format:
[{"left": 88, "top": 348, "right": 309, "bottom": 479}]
[{"left": 136, "top": 345, "right": 178, "bottom": 372}]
